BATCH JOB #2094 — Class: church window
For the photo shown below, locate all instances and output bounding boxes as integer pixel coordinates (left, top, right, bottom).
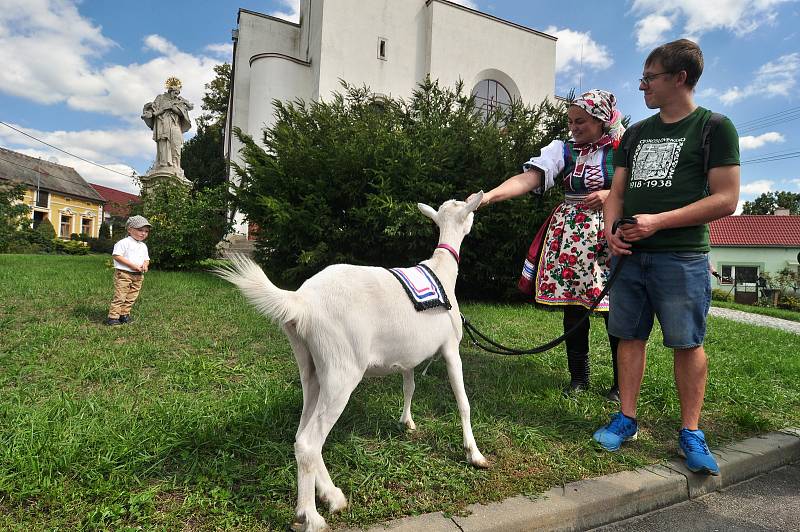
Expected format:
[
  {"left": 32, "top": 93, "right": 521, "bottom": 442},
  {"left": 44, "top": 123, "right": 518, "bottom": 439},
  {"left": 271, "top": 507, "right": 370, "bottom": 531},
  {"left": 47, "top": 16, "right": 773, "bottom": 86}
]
[
  {"left": 377, "top": 38, "right": 387, "bottom": 60},
  {"left": 471, "top": 79, "right": 512, "bottom": 119}
]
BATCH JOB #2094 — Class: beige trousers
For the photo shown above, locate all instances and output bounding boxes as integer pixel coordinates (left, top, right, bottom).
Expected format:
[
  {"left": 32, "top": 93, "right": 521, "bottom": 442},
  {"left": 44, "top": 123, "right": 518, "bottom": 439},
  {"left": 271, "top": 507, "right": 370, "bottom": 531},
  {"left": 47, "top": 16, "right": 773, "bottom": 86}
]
[{"left": 108, "top": 269, "right": 144, "bottom": 318}]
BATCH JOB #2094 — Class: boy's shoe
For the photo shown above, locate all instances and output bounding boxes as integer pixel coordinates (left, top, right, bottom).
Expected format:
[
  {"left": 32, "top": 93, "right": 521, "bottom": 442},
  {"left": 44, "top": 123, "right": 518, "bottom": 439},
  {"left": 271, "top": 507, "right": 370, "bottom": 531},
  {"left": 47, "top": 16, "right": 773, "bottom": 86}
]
[
  {"left": 593, "top": 412, "right": 638, "bottom": 451},
  {"left": 104, "top": 318, "right": 122, "bottom": 326},
  {"left": 118, "top": 315, "right": 132, "bottom": 324},
  {"left": 678, "top": 428, "right": 720, "bottom": 475}
]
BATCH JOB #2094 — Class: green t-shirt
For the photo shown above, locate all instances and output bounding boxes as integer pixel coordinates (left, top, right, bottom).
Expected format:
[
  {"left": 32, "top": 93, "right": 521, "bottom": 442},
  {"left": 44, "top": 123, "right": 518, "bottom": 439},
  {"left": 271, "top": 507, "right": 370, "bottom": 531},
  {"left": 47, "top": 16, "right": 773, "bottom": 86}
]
[{"left": 612, "top": 107, "right": 740, "bottom": 251}]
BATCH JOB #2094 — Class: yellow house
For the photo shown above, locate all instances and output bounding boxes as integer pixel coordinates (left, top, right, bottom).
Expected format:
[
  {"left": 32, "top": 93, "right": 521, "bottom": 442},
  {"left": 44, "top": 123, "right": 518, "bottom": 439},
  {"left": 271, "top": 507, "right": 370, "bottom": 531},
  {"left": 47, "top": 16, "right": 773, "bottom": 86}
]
[{"left": 0, "top": 147, "right": 105, "bottom": 238}]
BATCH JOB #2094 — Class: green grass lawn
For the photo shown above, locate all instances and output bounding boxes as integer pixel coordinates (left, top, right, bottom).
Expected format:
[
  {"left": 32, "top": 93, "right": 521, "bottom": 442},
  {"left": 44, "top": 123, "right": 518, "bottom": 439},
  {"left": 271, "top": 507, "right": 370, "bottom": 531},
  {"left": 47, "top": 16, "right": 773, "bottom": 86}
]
[{"left": 1, "top": 254, "right": 799, "bottom": 531}]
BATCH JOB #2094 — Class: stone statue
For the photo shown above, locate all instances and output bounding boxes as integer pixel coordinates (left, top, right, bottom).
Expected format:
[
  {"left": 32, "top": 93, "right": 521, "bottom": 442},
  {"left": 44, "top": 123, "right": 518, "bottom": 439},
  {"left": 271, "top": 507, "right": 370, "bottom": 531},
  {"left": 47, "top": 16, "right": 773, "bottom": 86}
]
[{"left": 141, "top": 77, "right": 193, "bottom": 186}]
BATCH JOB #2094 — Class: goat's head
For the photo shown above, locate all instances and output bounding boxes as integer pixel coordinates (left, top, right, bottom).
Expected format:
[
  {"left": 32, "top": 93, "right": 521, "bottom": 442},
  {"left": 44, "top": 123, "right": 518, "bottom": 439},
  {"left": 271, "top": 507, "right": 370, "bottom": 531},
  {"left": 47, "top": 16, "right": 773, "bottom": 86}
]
[{"left": 417, "top": 191, "right": 483, "bottom": 236}]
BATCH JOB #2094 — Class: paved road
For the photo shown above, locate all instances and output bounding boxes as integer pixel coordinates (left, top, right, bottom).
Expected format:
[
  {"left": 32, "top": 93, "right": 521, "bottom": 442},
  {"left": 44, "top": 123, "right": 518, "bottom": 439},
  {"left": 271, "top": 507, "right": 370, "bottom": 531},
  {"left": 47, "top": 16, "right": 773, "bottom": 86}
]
[
  {"left": 593, "top": 462, "right": 800, "bottom": 532},
  {"left": 709, "top": 306, "right": 800, "bottom": 335}
]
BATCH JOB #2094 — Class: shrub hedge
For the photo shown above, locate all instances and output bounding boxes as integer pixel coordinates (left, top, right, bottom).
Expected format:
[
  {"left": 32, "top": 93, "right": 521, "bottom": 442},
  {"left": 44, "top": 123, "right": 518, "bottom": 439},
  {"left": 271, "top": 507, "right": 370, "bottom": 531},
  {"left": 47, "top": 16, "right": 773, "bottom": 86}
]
[{"left": 234, "top": 79, "right": 568, "bottom": 299}]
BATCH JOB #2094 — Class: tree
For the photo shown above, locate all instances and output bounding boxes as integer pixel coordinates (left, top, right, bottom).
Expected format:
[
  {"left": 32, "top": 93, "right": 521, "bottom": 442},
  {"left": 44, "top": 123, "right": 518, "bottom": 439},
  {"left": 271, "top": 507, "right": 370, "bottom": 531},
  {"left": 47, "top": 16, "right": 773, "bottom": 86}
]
[
  {"left": 741, "top": 191, "right": 800, "bottom": 215},
  {"left": 133, "top": 182, "right": 232, "bottom": 270},
  {"left": 182, "top": 63, "right": 231, "bottom": 190},
  {"left": 181, "top": 122, "right": 227, "bottom": 190},
  {"left": 198, "top": 63, "right": 231, "bottom": 129},
  {"left": 234, "top": 79, "right": 569, "bottom": 299},
  {"left": 0, "top": 181, "right": 31, "bottom": 252}
]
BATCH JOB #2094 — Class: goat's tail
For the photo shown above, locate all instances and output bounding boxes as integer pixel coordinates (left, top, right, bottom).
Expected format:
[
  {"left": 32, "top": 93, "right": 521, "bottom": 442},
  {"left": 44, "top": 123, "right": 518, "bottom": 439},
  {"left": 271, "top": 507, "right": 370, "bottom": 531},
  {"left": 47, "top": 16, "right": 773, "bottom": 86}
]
[{"left": 214, "top": 254, "right": 306, "bottom": 326}]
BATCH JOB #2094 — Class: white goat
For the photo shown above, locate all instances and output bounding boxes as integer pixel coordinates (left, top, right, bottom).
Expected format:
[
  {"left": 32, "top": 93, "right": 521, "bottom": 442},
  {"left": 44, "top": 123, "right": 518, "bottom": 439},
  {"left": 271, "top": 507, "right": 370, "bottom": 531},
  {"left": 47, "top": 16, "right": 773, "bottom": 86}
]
[{"left": 215, "top": 192, "right": 487, "bottom": 532}]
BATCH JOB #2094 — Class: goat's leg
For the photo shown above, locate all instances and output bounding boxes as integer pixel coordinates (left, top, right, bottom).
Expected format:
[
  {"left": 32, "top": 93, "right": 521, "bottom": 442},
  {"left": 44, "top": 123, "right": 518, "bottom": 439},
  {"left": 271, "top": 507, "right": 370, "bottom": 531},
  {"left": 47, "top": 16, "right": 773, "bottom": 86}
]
[
  {"left": 285, "top": 327, "right": 320, "bottom": 439},
  {"left": 294, "top": 369, "right": 360, "bottom": 530},
  {"left": 399, "top": 369, "right": 416, "bottom": 431},
  {"left": 442, "top": 343, "right": 489, "bottom": 468}
]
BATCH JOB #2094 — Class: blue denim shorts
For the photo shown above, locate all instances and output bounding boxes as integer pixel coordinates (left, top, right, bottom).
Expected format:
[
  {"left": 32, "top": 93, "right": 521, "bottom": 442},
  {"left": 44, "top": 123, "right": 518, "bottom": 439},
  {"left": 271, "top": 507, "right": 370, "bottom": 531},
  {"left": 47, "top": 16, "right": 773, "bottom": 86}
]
[{"left": 608, "top": 251, "right": 711, "bottom": 349}]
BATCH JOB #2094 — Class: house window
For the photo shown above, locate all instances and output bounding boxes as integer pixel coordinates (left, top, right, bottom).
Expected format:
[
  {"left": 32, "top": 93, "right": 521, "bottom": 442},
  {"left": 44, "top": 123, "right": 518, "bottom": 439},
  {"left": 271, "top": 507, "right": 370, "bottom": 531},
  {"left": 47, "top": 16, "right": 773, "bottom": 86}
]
[
  {"left": 81, "top": 217, "right": 92, "bottom": 236},
  {"left": 720, "top": 265, "right": 733, "bottom": 284},
  {"left": 60, "top": 215, "right": 72, "bottom": 238},
  {"left": 33, "top": 211, "right": 48, "bottom": 227},
  {"left": 35, "top": 190, "right": 49, "bottom": 208},
  {"left": 720, "top": 265, "right": 758, "bottom": 285},
  {"left": 377, "top": 38, "right": 387, "bottom": 60},
  {"left": 472, "top": 79, "right": 512, "bottom": 119}
]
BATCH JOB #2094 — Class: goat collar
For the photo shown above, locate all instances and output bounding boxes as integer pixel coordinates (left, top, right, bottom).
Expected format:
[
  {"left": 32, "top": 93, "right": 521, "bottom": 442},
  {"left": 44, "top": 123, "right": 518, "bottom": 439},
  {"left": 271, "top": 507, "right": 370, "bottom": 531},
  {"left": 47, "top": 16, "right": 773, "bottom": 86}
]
[{"left": 436, "top": 243, "right": 460, "bottom": 264}]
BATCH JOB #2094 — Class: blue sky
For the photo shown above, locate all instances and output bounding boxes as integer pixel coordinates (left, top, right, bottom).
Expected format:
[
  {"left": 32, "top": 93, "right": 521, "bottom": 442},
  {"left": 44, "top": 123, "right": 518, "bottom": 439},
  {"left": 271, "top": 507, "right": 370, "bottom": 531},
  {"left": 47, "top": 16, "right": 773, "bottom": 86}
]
[{"left": 1, "top": 0, "right": 798, "bottom": 212}]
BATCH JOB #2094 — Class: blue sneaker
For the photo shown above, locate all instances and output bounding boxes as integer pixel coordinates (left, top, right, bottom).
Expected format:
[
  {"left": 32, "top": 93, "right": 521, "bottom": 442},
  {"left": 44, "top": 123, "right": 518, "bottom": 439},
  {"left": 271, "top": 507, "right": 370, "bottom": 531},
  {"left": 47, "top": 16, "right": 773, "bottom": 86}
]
[
  {"left": 593, "top": 412, "right": 638, "bottom": 451},
  {"left": 678, "top": 428, "right": 720, "bottom": 475}
]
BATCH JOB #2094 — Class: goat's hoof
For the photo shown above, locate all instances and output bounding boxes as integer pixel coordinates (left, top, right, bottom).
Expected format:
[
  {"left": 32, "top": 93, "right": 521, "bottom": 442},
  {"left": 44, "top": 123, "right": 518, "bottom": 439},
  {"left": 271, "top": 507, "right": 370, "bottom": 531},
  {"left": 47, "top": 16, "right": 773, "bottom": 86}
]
[
  {"left": 402, "top": 419, "right": 417, "bottom": 431},
  {"left": 291, "top": 511, "right": 328, "bottom": 532},
  {"left": 470, "top": 454, "right": 491, "bottom": 469},
  {"left": 322, "top": 487, "right": 348, "bottom": 513}
]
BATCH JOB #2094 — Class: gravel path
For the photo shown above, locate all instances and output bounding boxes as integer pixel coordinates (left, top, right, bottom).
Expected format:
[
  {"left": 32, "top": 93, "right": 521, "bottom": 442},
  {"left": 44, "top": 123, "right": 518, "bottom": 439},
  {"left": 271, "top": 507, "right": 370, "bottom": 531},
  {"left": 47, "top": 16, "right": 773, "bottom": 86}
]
[{"left": 709, "top": 306, "right": 800, "bottom": 335}]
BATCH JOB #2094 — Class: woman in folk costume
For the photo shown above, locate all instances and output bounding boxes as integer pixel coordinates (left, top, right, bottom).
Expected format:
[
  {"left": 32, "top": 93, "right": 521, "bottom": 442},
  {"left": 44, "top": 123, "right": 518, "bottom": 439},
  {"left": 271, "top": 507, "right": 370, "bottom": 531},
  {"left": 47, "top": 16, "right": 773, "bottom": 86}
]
[{"left": 475, "top": 89, "right": 623, "bottom": 401}]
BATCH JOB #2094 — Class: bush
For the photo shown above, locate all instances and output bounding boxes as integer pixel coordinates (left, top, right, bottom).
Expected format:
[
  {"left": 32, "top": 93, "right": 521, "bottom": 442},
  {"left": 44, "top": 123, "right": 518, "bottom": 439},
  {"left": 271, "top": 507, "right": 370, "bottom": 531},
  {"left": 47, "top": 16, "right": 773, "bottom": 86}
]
[
  {"left": 235, "top": 79, "right": 568, "bottom": 298},
  {"left": 99, "top": 222, "right": 111, "bottom": 239},
  {"left": 0, "top": 181, "right": 31, "bottom": 253},
  {"left": 133, "top": 182, "right": 233, "bottom": 269},
  {"left": 52, "top": 239, "right": 89, "bottom": 255},
  {"left": 712, "top": 288, "right": 732, "bottom": 302},
  {"left": 85, "top": 237, "right": 115, "bottom": 254},
  {"left": 777, "top": 295, "right": 800, "bottom": 312}
]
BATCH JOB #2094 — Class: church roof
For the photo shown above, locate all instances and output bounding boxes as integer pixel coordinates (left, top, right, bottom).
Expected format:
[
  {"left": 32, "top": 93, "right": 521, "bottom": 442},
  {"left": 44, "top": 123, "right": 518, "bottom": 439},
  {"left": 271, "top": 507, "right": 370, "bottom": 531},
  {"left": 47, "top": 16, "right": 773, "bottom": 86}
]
[
  {"left": 709, "top": 215, "right": 800, "bottom": 247},
  {"left": 0, "top": 146, "right": 105, "bottom": 203}
]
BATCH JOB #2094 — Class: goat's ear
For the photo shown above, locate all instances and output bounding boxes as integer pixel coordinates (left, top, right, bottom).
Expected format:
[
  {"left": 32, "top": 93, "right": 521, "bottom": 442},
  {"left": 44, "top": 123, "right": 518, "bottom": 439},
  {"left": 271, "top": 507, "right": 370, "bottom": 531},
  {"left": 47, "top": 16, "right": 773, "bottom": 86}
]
[
  {"left": 417, "top": 203, "right": 438, "bottom": 222},
  {"left": 466, "top": 190, "right": 484, "bottom": 212}
]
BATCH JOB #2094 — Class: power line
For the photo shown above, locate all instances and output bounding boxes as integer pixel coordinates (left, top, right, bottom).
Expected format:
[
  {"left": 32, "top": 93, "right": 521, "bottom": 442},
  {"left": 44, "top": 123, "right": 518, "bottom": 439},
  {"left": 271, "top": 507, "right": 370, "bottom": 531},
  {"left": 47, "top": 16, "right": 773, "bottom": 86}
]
[
  {"left": 0, "top": 154, "right": 102, "bottom": 189},
  {"left": 737, "top": 112, "right": 800, "bottom": 134},
  {"left": 741, "top": 151, "right": 800, "bottom": 165},
  {"left": 735, "top": 106, "right": 800, "bottom": 128},
  {"left": 0, "top": 120, "right": 137, "bottom": 178}
]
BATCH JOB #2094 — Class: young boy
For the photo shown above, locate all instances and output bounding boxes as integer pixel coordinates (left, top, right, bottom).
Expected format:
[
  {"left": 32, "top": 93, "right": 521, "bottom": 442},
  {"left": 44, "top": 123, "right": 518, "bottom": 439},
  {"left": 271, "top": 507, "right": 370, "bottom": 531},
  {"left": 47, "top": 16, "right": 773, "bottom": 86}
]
[{"left": 105, "top": 215, "right": 151, "bottom": 326}]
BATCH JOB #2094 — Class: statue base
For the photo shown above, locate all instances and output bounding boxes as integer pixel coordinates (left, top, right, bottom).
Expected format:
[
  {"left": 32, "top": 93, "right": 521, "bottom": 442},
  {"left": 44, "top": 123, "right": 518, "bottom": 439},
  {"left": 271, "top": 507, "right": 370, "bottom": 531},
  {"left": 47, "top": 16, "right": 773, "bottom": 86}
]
[{"left": 139, "top": 170, "right": 192, "bottom": 192}]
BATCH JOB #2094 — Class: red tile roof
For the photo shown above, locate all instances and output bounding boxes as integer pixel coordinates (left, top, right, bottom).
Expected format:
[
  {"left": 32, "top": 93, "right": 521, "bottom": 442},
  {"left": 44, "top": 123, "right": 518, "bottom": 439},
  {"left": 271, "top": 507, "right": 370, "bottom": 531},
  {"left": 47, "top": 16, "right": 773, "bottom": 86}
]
[
  {"left": 90, "top": 183, "right": 140, "bottom": 217},
  {"left": 709, "top": 215, "right": 800, "bottom": 247}
]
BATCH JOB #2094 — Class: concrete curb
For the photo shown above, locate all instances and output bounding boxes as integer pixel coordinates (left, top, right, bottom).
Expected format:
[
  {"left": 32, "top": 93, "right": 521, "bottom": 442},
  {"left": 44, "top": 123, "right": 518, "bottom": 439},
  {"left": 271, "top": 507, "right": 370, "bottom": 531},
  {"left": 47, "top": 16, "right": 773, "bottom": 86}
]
[{"left": 347, "top": 428, "right": 800, "bottom": 531}]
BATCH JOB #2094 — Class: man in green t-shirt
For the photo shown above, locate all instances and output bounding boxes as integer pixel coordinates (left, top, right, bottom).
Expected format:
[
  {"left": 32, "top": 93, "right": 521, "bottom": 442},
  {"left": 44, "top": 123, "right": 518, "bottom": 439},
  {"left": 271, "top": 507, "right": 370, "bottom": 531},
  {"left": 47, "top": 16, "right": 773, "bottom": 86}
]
[{"left": 592, "top": 39, "right": 740, "bottom": 476}]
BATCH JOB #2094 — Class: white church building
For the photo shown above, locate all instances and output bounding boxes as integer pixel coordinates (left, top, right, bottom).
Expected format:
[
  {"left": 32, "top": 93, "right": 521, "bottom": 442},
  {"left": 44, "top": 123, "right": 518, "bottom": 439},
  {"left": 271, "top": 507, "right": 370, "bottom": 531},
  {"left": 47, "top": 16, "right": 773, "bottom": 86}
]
[{"left": 225, "top": 0, "right": 558, "bottom": 235}]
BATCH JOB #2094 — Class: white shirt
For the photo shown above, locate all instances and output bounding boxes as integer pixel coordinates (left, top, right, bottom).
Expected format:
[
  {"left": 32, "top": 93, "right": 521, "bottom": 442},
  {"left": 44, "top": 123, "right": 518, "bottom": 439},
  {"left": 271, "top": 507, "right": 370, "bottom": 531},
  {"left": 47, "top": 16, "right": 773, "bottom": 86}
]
[{"left": 112, "top": 236, "right": 150, "bottom": 272}]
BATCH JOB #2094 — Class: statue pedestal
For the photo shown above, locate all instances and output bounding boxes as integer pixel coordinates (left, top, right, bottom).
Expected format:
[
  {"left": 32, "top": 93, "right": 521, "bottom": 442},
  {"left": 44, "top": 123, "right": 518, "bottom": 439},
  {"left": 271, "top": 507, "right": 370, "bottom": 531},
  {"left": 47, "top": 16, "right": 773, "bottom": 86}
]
[{"left": 140, "top": 170, "right": 192, "bottom": 192}]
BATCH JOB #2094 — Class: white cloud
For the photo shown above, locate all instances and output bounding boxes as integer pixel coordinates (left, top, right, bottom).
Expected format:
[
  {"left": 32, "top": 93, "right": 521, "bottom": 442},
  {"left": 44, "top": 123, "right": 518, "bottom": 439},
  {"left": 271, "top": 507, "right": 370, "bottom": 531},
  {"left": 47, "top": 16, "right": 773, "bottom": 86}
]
[
  {"left": 631, "top": 0, "right": 790, "bottom": 49},
  {"left": 269, "top": 0, "right": 300, "bottom": 22},
  {"left": 739, "top": 131, "right": 785, "bottom": 150},
  {"left": 449, "top": 0, "right": 479, "bottom": 7},
  {"left": 0, "top": 0, "right": 222, "bottom": 121},
  {"left": 740, "top": 179, "right": 774, "bottom": 196},
  {"left": 543, "top": 26, "right": 613, "bottom": 79},
  {"left": 205, "top": 43, "right": 233, "bottom": 59},
  {"left": 635, "top": 14, "right": 674, "bottom": 49},
  {"left": 0, "top": 122, "right": 149, "bottom": 193},
  {"left": 719, "top": 53, "right": 800, "bottom": 104}
]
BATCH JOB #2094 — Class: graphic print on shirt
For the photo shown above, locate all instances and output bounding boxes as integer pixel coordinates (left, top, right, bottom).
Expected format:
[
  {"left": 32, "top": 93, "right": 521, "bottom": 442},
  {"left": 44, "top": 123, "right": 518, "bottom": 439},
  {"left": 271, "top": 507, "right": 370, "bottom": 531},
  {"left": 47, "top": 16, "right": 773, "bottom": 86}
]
[{"left": 630, "top": 137, "right": 685, "bottom": 189}]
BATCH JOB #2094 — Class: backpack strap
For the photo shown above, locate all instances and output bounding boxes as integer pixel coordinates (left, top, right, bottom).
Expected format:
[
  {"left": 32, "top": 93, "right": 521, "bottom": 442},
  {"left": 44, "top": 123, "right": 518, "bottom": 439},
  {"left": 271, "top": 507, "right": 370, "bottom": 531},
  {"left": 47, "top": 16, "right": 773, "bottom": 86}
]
[
  {"left": 701, "top": 112, "right": 725, "bottom": 175},
  {"left": 622, "top": 118, "right": 647, "bottom": 170}
]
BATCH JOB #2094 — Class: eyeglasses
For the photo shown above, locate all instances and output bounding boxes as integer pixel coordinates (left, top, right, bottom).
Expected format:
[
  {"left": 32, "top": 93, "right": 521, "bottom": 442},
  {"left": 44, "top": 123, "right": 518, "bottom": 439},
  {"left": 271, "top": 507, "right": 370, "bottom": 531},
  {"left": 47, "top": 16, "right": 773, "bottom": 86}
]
[{"left": 639, "top": 71, "right": 673, "bottom": 86}]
